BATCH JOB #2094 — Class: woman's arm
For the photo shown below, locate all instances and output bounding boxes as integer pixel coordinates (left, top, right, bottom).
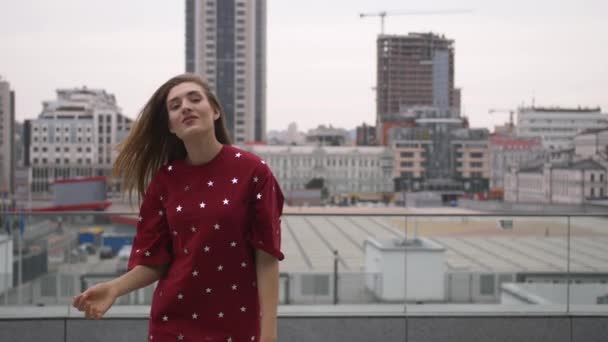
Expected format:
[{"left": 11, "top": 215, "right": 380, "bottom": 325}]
[
  {"left": 73, "top": 264, "right": 167, "bottom": 319},
  {"left": 256, "top": 249, "right": 280, "bottom": 342}
]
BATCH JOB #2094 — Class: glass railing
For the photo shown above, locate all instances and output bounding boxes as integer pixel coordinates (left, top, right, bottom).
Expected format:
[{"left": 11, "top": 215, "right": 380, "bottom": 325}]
[{"left": 0, "top": 211, "right": 606, "bottom": 314}]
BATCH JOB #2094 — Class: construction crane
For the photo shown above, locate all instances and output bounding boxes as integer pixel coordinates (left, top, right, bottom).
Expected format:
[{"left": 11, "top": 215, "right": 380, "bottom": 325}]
[
  {"left": 359, "top": 9, "right": 473, "bottom": 35},
  {"left": 488, "top": 109, "right": 516, "bottom": 133}
]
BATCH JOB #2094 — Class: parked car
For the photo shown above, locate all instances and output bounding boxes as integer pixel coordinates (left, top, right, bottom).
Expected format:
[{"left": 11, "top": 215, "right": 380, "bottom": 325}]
[
  {"left": 79, "top": 243, "right": 97, "bottom": 255},
  {"left": 116, "top": 245, "right": 132, "bottom": 273},
  {"left": 99, "top": 245, "right": 115, "bottom": 259}
]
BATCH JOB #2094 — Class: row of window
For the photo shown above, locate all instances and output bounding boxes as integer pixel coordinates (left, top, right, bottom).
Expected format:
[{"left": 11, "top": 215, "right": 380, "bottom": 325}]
[
  {"left": 32, "top": 157, "right": 112, "bottom": 165},
  {"left": 33, "top": 146, "right": 93, "bottom": 153}
]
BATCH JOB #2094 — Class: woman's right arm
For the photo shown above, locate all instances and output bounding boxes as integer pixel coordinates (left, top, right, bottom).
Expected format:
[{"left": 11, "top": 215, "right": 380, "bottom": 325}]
[{"left": 73, "top": 263, "right": 168, "bottom": 319}]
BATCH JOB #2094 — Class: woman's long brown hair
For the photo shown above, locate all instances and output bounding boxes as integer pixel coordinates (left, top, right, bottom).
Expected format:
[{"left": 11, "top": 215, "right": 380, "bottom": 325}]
[{"left": 113, "top": 73, "right": 232, "bottom": 202}]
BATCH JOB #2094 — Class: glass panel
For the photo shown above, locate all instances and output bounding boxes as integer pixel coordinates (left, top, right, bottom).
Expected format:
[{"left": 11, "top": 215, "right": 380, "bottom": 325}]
[
  {"left": 404, "top": 215, "right": 569, "bottom": 313},
  {"left": 569, "top": 215, "right": 608, "bottom": 314}
]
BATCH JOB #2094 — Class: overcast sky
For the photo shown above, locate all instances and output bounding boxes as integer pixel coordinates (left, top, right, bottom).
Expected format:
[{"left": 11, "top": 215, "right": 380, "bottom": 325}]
[{"left": 1, "top": 0, "right": 606, "bottom": 132}]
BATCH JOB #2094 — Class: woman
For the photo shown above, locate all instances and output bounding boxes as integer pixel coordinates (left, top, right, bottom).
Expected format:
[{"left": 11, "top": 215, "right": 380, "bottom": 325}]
[{"left": 72, "top": 73, "right": 284, "bottom": 342}]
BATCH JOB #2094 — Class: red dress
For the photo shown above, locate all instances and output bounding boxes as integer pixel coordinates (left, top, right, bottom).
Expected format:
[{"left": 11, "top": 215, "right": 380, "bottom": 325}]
[{"left": 127, "top": 144, "right": 285, "bottom": 342}]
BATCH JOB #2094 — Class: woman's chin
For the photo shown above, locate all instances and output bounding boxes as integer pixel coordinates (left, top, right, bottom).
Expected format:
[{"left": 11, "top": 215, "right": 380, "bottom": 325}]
[{"left": 178, "top": 125, "right": 212, "bottom": 140}]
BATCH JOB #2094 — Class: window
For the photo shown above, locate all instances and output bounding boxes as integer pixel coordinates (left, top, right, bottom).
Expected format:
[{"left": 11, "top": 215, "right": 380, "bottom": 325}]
[
  {"left": 470, "top": 152, "right": 484, "bottom": 158},
  {"left": 479, "top": 274, "right": 495, "bottom": 295},
  {"left": 470, "top": 162, "right": 483, "bottom": 168},
  {"left": 591, "top": 174, "right": 595, "bottom": 182},
  {"left": 400, "top": 152, "right": 414, "bottom": 158},
  {"left": 301, "top": 274, "right": 330, "bottom": 296},
  {"left": 400, "top": 161, "right": 414, "bottom": 167}
]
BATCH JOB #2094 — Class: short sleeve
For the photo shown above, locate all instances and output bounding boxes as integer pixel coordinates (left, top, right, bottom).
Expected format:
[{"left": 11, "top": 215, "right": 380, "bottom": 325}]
[
  {"left": 248, "top": 163, "right": 285, "bottom": 261},
  {"left": 127, "top": 173, "right": 173, "bottom": 271}
]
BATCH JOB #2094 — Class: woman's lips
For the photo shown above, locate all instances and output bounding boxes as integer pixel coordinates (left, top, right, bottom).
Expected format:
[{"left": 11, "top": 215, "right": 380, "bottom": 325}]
[{"left": 182, "top": 116, "right": 197, "bottom": 123}]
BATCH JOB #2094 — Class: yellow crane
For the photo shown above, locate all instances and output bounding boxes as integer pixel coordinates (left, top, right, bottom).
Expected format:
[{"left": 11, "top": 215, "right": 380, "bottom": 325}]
[
  {"left": 488, "top": 108, "right": 516, "bottom": 132},
  {"left": 359, "top": 9, "right": 473, "bottom": 35}
]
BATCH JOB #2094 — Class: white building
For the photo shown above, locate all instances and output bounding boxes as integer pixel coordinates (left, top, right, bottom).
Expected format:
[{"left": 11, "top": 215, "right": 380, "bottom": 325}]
[
  {"left": 505, "top": 159, "right": 607, "bottom": 204},
  {"left": 240, "top": 145, "right": 394, "bottom": 197},
  {"left": 27, "top": 87, "right": 132, "bottom": 195},
  {"left": 574, "top": 128, "right": 608, "bottom": 158},
  {"left": 0, "top": 77, "right": 15, "bottom": 195},
  {"left": 516, "top": 107, "right": 608, "bottom": 150},
  {"left": 186, "top": 0, "right": 266, "bottom": 144}
]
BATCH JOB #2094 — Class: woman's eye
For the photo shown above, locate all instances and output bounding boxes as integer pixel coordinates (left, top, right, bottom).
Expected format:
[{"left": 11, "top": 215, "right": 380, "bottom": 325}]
[{"left": 190, "top": 97, "right": 202, "bottom": 102}]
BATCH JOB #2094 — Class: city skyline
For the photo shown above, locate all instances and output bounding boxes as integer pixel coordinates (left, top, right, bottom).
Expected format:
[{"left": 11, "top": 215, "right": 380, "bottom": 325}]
[{"left": 0, "top": 0, "right": 606, "bottom": 132}]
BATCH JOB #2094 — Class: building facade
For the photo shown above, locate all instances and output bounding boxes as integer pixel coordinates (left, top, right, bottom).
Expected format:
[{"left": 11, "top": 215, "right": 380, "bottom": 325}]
[
  {"left": 451, "top": 129, "right": 490, "bottom": 193},
  {"left": 186, "top": 0, "right": 266, "bottom": 144},
  {"left": 0, "top": 78, "right": 15, "bottom": 195},
  {"left": 241, "top": 145, "right": 394, "bottom": 198},
  {"left": 356, "top": 123, "right": 376, "bottom": 146},
  {"left": 516, "top": 107, "right": 608, "bottom": 150},
  {"left": 505, "top": 160, "right": 607, "bottom": 204},
  {"left": 26, "top": 87, "right": 132, "bottom": 195},
  {"left": 376, "top": 33, "right": 461, "bottom": 145},
  {"left": 574, "top": 128, "right": 608, "bottom": 158},
  {"left": 489, "top": 134, "right": 545, "bottom": 190}
]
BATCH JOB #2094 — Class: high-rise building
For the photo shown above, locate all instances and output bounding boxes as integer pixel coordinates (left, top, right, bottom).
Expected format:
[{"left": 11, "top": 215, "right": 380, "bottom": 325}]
[
  {"left": 377, "top": 33, "right": 459, "bottom": 121},
  {"left": 26, "top": 87, "right": 132, "bottom": 195},
  {"left": 0, "top": 77, "right": 15, "bottom": 195},
  {"left": 185, "top": 0, "right": 267, "bottom": 144}
]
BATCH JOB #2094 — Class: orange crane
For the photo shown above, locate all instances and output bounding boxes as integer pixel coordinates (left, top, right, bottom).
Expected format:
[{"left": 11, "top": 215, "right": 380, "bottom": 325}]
[{"left": 359, "top": 9, "right": 473, "bottom": 35}]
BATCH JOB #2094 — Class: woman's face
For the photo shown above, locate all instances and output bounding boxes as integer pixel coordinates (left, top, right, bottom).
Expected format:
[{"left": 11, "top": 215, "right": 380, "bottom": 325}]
[{"left": 166, "top": 81, "right": 219, "bottom": 140}]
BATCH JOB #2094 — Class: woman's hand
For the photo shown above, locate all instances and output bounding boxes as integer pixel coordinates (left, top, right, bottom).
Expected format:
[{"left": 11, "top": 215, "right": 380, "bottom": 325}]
[{"left": 72, "top": 281, "right": 118, "bottom": 319}]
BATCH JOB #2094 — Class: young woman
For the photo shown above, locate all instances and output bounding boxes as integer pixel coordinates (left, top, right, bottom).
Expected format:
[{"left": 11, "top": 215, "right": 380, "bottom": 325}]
[{"left": 72, "top": 73, "right": 284, "bottom": 342}]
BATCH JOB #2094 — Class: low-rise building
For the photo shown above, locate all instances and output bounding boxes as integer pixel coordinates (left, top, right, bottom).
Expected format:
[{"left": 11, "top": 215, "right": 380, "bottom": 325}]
[{"left": 240, "top": 145, "right": 394, "bottom": 200}]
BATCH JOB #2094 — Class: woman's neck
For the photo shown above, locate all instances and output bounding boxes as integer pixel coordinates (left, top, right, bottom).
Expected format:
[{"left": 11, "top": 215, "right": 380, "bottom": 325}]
[{"left": 183, "top": 133, "right": 223, "bottom": 166}]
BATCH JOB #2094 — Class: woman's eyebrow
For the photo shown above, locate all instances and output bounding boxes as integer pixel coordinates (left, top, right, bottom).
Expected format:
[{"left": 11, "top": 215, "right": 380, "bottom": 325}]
[{"left": 168, "top": 90, "right": 202, "bottom": 104}]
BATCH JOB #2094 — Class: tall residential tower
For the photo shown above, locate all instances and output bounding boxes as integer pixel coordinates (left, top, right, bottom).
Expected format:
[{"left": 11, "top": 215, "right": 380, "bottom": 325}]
[
  {"left": 0, "top": 77, "right": 15, "bottom": 195},
  {"left": 186, "top": 0, "right": 267, "bottom": 143}
]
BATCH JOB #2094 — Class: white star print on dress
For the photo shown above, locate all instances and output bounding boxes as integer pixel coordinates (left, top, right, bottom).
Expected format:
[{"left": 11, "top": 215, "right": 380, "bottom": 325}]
[
  {"left": 235, "top": 152, "right": 242, "bottom": 158},
  {"left": 178, "top": 334, "right": 184, "bottom": 341},
  {"left": 176, "top": 205, "right": 182, "bottom": 212},
  {"left": 192, "top": 313, "right": 198, "bottom": 319},
  {"left": 192, "top": 270, "right": 199, "bottom": 277},
  {"left": 199, "top": 201, "right": 206, "bottom": 208},
  {"left": 231, "top": 178, "right": 238, "bottom": 184},
  {"left": 223, "top": 199, "right": 229, "bottom": 205},
  {"left": 231, "top": 284, "right": 238, "bottom": 291},
  {"left": 218, "top": 312, "right": 224, "bottom": 318},
  {"left": 204, "top": 246, "right": 211, "bottom": 252},
  {"left": 256, "top": 193, "right": 262, "bottom": 200},
  {"left": 162, "top": 315, "right": 168, "bottom": 322},
  {"left": 145, "top": 251, "right": 151, "bottom": 257},
  {"left": 217, "top": 265, "right": 223, "bottom": 271},
  {"left": 167, "top": 165, "right": 173, "bottom": 171},
  {"left": 240, "top": 306, "right": 246, "bottom": 312},
  {"left": 177, "top": 293, "right": 184, "bottom": 300},
  {"left": 253, "top": 176, "right": 258, "bottom": 183},
  {"left": 230, "top": 241, "right": 237, "bottom": 247},
  {"left": 207, "top": 180, "right": 214, "bottom": 187},
  {"left": 205, "top": 288, "right": 212, "bottom": 294},
  {"left": 214, "top": 224, "right": 220, "bottom": 230}
]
